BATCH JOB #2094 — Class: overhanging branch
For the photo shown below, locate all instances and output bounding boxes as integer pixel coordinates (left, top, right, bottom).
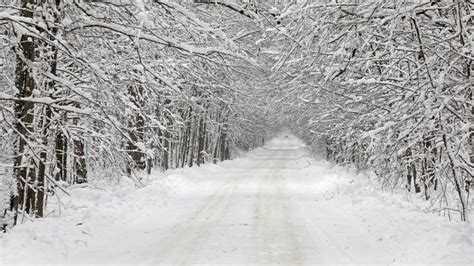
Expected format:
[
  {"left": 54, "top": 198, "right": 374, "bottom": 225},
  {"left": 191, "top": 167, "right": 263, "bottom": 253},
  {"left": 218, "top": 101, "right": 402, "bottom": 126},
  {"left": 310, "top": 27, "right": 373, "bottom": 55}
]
[{"left": 194, "top": 0, "right": 255, "bottom": 19}]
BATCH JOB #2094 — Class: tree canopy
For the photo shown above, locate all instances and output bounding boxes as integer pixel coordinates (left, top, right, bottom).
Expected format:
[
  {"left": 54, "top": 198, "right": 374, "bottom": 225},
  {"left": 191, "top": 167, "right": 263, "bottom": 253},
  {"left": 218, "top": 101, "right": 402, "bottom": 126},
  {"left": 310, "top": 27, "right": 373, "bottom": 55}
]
[{"left": 0, "top": 0, "right": 472, "bottom": 230}]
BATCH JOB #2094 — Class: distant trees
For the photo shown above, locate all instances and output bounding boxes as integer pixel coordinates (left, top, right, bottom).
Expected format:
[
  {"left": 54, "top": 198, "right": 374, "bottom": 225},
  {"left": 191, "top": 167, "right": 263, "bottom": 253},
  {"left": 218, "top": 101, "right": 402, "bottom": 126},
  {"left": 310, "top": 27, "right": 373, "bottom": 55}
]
[
  {"left": 267, "top": 0, "right": 472, "bottom": 221},
  {"left": 0, "top": 0, "right": 267, "bottom": 230}
]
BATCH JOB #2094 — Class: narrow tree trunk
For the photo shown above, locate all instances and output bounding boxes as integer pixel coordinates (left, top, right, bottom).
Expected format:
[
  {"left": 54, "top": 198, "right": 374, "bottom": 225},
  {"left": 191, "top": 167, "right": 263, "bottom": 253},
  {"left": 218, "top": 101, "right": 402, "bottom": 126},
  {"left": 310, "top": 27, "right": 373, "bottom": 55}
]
[
  {"left": 219, "top": 123, "right": 227, "bottom": 162},
  {"left": 55, "top": 124, "right": 68, "bottom": 181},
  {"left": 212, "top": 128, "right": 220, "bottom": 164},
  {"left": 37, "top": 106, "right": 52, "bottom": 218},
  {"left": 37, "top": 0, "right": 62, "bottom": 215},
  {"left": 188, "top": 119, "right": 196, "bottom": 168},
  {"left": 161, "top": 131, "right": 169, "bottom": 170},
  {"left": 10, "top": 0, "right": 37, "bottom": 226},
  {"left": 126, "top": 86, "right": 146, "bottom": 174},
  {"left": 73, "top": 134, "right": 87, "bottom": 184},
  {"left": 196, "top": 116, "right": 206, "bottom": 166},
  {"left": 224, "top": 140, "right": 231, "bottom": 160},
  {"left": 180, "top": 126, "right": 189, "bottom": 168}
]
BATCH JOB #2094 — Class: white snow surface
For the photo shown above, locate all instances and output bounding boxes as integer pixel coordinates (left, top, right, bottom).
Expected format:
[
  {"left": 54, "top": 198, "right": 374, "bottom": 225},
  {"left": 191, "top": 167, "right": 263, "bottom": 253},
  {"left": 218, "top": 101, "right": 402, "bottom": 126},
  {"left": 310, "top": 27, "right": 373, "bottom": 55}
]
[{"left": 1, "top": 135, "right": 473, "bottom": 265}]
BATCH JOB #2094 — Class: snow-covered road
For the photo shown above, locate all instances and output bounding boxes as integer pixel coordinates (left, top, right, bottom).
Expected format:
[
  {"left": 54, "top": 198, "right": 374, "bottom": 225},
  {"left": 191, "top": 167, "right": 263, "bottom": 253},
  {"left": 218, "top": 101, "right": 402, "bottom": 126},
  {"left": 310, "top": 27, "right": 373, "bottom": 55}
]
[
  {"left": 143, "top": 141, "right": 388, "bottom": 264},
  {"left": 1, "top": 135, "right": 472, "bottom": 265},
  {"left": 149, "top": 147, "right": 311, "bottom": 264}
]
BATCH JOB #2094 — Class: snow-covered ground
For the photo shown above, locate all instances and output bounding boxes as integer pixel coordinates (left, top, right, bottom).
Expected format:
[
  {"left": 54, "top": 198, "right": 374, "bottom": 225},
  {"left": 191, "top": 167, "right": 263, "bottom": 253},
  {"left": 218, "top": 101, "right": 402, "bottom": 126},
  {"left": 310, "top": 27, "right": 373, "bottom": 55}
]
[{"left": 0, "top": 135, "right": 472, "bottom": 265}]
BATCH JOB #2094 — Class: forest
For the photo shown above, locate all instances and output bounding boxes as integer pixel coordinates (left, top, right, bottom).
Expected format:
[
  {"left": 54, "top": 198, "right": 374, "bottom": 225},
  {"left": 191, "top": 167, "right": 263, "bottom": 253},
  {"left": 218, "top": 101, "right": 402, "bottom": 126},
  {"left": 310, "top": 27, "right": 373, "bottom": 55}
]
[{"left": 0, "top": 0, "right": 472, "bottom": 235}]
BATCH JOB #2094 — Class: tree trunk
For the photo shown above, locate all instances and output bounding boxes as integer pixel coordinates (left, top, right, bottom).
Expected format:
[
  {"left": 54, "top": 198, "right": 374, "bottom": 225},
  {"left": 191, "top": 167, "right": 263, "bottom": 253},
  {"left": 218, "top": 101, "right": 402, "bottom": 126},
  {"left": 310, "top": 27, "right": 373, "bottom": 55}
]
[
  {"left": 73, "top": 131, "right": 87, "bottom": 184},
  {"left": 37, "top": 106, "right": 52, "bottom": 218},
  {"left": 55, "top": 124, "right": 68, "bottom": 181},
  {"left": 219, "top": 123, "right": 227, "bottom": 162},
  {"left": 188, "top": 119, "right": 196, "bottom": 168},
  {"left": 196, "top": 116, "right": 206, "bottom": 166},
  {"left": 126, "top": 86, "right": 146, "bottom": 175},
  {"left": 10, "top": 0, "right": 38, "bottom": 226},
  {"left": 161, "top": 131, "right": 170, "bottom": 170},
  {"left": 37, "top": 0, "right": 62, "bottom": 215}
]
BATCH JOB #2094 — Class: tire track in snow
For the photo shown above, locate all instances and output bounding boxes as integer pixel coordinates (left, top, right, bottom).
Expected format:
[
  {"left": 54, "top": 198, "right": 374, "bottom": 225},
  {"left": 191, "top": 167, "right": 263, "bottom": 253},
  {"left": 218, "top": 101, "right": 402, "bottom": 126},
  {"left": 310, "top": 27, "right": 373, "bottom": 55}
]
[
  {"left": 150, "top": 160, "right": 272, "bottom": 264},
  {"left": 150, "top": 172, "right": 241, "bottom": 264},
  {"left": 253, "top": 150, "right": 302, "bottom": 265},
  {"left": 150, "top": 147, "right": 308, "bottom": 265}
]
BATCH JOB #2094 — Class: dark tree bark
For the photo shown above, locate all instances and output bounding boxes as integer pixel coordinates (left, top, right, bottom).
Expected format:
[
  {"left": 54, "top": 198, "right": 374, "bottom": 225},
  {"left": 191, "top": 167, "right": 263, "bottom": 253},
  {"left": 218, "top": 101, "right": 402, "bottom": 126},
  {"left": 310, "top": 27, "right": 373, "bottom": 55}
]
[
  {"left": 180, "top": 110, "right": 192, "bottom": 168},
  {"left": 10, "top": 0, "right": 38, "bottom": 226},
  {"left": 55, "top": 124, "right": 68, "bottom": 181},
  {"left": 212, "top": 126, "right": 221, "bottom": 164},
  {"left": 160, "top": 98, "right": 173, "bottom": 171},
  {"left": 405, "top": 147, "right": 421, "bottom": 193},
  {"left": 196, "top": 115, "right": 206, "bottom": 166},
  {"left": 126, "top": 86, "right": 146, "bottom": 175},
  {"left": 73, "top": 133, "right": 87, "bottom": 184},
  {"left": 160, "top": 130, "right": 170, "bottom": 170},
  {"left": 37, "top": 105, "right": 52, "bottom": 218},
  {"left": 188, "top": 118, "right": 196, "bottom": 168},
  {"left": 219, "top": 123, "right": 227, "bottom": 162},
  {"left": 224, "top": 140, "right": 231, "bottom": 160}
]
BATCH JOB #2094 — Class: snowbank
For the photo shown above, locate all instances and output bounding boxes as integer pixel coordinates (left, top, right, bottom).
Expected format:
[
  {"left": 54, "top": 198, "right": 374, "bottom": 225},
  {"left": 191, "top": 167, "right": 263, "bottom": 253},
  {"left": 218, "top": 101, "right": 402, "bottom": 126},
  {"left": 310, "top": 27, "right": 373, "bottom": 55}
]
[{"left": 288, "top": 159, "right": 473, "bottom": 264}]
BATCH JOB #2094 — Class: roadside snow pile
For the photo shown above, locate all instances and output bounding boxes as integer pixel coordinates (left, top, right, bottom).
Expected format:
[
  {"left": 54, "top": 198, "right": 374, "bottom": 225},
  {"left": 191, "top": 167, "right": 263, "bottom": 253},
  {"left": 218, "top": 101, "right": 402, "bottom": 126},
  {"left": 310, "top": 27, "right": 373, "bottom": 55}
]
[
  {"left": 0, "top": 161, "right": 237, "bottom": 264},
  {"left": 0, "top": 177, "right": 138, "bottom": 263},
  {"left": 290, "top": 158, "right": 474, "bottom": 265},
  {"left": 340, "top": 176, "right": 473, "bottom": 265}
]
